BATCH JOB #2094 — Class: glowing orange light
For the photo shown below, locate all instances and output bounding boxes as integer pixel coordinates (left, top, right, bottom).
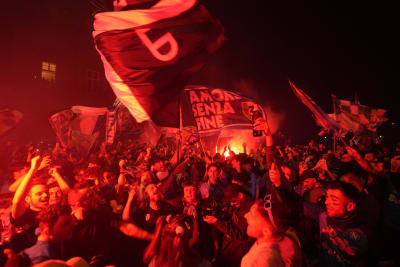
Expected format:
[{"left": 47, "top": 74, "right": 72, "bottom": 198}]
[{"left": 224, "top": 149, "right": 230, "bottom": 159}]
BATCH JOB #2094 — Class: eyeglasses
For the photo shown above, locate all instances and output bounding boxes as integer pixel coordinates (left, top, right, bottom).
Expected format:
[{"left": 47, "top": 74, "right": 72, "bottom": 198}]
[{"left": 263, "top": 194, "right": 277, "bottom": 229}]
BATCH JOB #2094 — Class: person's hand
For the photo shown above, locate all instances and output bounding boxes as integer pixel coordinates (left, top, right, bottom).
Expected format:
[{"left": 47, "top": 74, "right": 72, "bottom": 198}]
[
  {"left": 186, "top": 206, "right": 197, "bottom": 219},
  {"left": 119, "top": 159, "right": 127, "bottom": 169},
  {"left": 127, "top": 187, "right": 136, "bottom": 201},
  {"left": 345, "top": 145, "right": 361, "bottom": 160},
  {"left": 242, "top": 142, "right": 247, "bottom": 148},
  {"left": 269, "top": 162, "right": 281, "bottom": 187},
  {"left": 203, "top": 215, "right": 218, "bottom": 224},
  {"left": 30, "top": 155, "right": 41, "bottom": 171},
  {"left": 3, "top": 248, "right": 17, "bottom": 260},
  {"left": 38, "top": 155, "right": 51, "bottom": 170},
  {"left": 253, "top": 117, "right": 266, "bottom": 132},
  {"left": 48, "top": 167, "right": 60, "bottom": 177},
  {"left": 314, "top": 158, "right": 328, "bottom": 171},
  {"left": 146, "top": 146, "right": 152, "bottom": 154}
]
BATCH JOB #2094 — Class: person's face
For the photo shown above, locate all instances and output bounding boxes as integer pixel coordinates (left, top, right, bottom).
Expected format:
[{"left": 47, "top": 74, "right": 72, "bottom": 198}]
[
  {"left": 141, "top": 172, "right": 153, "bottom": 185},
  {"left": 154, "top": 161, "right": 166, "bottom": 172},
  {"left": 51, "top": 214, "right": 76, "bottom": 242},
  {"left": 374, "top": 162, "right": 384, "bottom": 173},
  {"left": 48, "top": 186, "right": 62, "bottom": 205},
  {"left": 364, "top": 153, "right": 375, "bottom": 162},
  {"left": 74, "top": 170, "right": 86, "bottom": 183},
  {"left": 183, "top": 186, "right": 197, "bottom": 204},
  {"left": 230, "top": 193, "right": 243, "bottom": 208},
  {"left": 28, "top": 185, "right": 49, "bottom": 211},
  {"left": 303, "top": 178, "right": 316, "bottom": 190},
  {"left": 145, "top": 184, "right": 159, "bottom": 202},
  {"left": 245, "top": 204, "right": 267, "bottom": 239},
  {"left": 231, "top": 159, "right": 240, "bottom": 171},
  {"left": 241, "top": 163, "right": 252, "bottom": 173},
  {"left": 207, "top": 166, "right": 219, "bottom": 185},
  {"left": 325, "top": 189, "right": 354, "bottom": 218}
]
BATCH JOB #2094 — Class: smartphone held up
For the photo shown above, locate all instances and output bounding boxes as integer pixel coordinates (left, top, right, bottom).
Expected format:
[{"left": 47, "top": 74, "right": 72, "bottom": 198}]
[{"left": 252, "top": 109, "right": 264, "bottom": 137}]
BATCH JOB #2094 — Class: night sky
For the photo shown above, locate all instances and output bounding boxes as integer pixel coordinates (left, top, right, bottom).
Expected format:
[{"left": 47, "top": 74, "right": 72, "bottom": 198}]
[{"left": 1, "top": 1, "right": 398, "bottom": 145}]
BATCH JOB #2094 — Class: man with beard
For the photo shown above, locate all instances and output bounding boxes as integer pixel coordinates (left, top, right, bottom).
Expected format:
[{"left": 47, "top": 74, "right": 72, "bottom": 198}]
[
  {"left": 10, "top": 156, "right": 50, "bottom": 249},
  {"left": 130, "top": 183, "right": 176, "bottom": 233}
]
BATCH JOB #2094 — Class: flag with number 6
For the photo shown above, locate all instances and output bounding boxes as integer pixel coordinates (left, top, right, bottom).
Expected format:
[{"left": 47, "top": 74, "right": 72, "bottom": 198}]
[{"left": 93, "top": 0, "right": 225, "bottom": 128}]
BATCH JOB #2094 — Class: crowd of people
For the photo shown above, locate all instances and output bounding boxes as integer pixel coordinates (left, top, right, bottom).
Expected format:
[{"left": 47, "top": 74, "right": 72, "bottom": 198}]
[{"left": 0, "top": 117, "right": 399, "bottom": 267}]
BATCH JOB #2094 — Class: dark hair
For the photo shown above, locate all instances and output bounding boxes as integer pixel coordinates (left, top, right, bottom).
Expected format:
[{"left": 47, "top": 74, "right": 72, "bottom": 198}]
[
  {"left": 181, "top": 180, "right": 198, "bottom": 189},
  {"left": 223, "top": 183, "right": 248, "bottom": 199},
  {"left": 154, "top": 214, "right": 193, "bottom": 267},
  {"left": 206, "top": 163, "right": 221, "bottom": 173},
  {"left": 239, "top": 154, "right": 253, "bottom": 166},
  {"left": 327, "top": 181, "right": 360, "bottom": 202},
  {"left": 36, "top": 205, "right": 70, "bottom": 229},
  {"left": 85, "top": 167, "right": 103, "bottom": 180},
  {"left": 253, "top": 198, "right": 292, "bottom": 236},
  {"left": 150, "top": 156, "right": 164, "bottom": 166}
]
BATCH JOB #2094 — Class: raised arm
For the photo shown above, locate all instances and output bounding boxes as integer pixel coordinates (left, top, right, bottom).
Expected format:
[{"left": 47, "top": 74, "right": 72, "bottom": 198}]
[
  {"left": 49, "top": 167, "right": 70, "bottom": 193},
  {"left": 122, "top": 187, "right": 136, "bottom": 221},
  {"left": 11, "top": 156, "right": 41, "bottom": 220}
]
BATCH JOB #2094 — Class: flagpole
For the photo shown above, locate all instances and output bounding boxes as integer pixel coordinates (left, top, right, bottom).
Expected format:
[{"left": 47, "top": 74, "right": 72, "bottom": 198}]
[
  {"left": 332, "top": 94, "right": 337, "bottom": 152},
  {"left": 183, "top": 88, "right": 207, "bottom": 161},
  {"left": 178, "top": 96, "right": 182, "bottom": 163}
]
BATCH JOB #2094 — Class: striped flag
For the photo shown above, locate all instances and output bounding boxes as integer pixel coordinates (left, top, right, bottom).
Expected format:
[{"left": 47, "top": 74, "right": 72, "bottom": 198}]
[
  {"left": 289, "top": 81, "right": 340, "bottom": 135},
  {"left": 332, "top": 95, "right": 387, "bottom": 134},
  {"left": 93, "top": 0, "right": 225, "bottom": 128}
]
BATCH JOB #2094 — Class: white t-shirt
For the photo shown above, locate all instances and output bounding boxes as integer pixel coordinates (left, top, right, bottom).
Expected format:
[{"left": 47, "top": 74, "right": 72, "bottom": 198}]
[{"left": 241, "top": 235, "right": 302, "bottom": 267}]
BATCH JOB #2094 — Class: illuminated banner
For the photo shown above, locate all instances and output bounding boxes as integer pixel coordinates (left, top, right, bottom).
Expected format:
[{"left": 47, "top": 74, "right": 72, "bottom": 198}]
[{"left": 183, "top": 86, "right": 263, "bottom": 134}]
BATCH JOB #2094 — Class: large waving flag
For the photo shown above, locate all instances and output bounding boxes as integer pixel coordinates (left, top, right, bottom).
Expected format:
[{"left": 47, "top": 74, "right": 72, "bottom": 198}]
[
  {"left": 93, "top": 0, "right": 225, "bottom": 128},
  {"left": 49, "top": 106, "right": 108, "bottom": 159},
  {"left": 289, "top": 81, "right": 340, "bottom": 135},
  {"left": 332, "top": 95, "right": 387, "bottom": 135},
  {"left": 0, "top": 108, "right": 24, "bottom": 137}
]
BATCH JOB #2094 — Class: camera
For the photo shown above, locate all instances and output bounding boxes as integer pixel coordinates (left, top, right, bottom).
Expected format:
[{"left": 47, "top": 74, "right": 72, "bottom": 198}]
[{"left": 200, "top": 199, "right": 232, "bottom": 220}]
